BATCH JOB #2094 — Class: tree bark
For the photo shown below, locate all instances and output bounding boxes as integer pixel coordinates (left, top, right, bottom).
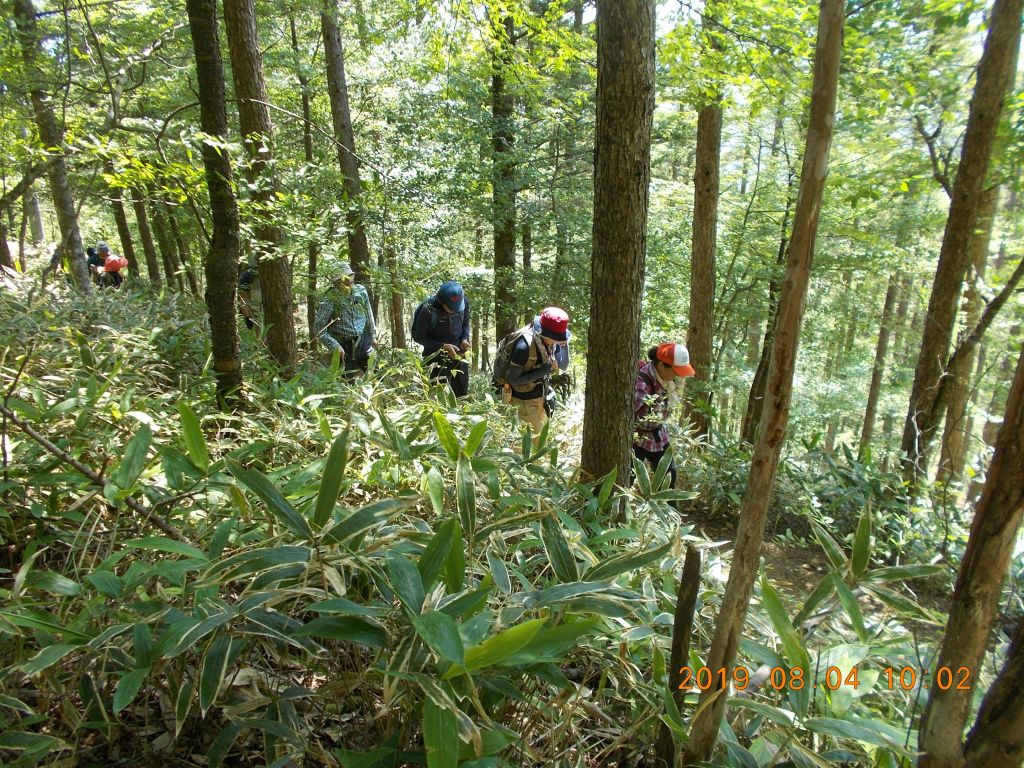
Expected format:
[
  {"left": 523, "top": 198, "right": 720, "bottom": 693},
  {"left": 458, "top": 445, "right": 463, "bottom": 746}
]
[
  {"left": 225, "top": 0, "right": 297, "bottom": 375},
  {"left": 24, "top": 187, "right": 44, "bottom": 244},
  {"left": 131, "top": 187, "right": 163, "bottom": 287},
  {"left": 322, "top": 3, "right": 374, "bottom": 306},
  {"left": 900, "top": 0, "right": 1022, "bottom": 484},
  {"left": 963, "top": 620, "right": 1024, "bottom": 768},
  {"left": 579, "top": 0, "right": 655, "bottom": 484},
  {"left": 683, "top": 0, "right": 845, "bottom": 760},
  {"left": 105, "top": 161, "right": 139, "bottom": 278},
  {"left": 168, "top": 208, "right": 200, "bottom": 296},
  {"left": 919, "top": 342, "right": 1024, "bottom": 768},
  {"left": 185, "top": 0, "right": 242, "bottom": 407},
  {"left": 491, "top": 14, "right": 518, "bottom": 342},
  {"left": 937, "top": 186, "right": 997, "bottom": 485},
  {"left": 860, "top": 276, "right": 898, "bottom": 457},
  {"left": 685, "top": 11, "right": 723, "bottom": 440},
  {"left": 12, "top": 0, "right": 90, "bottom": 293},
  {"left": 151, "top": 200, "right": 184, "bottom": 291}
]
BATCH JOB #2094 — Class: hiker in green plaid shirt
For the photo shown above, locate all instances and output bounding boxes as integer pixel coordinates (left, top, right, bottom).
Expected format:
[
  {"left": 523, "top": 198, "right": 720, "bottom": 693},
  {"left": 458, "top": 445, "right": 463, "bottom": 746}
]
[{"left": 315, "top": 263, "right": 376, "bottom": 372}]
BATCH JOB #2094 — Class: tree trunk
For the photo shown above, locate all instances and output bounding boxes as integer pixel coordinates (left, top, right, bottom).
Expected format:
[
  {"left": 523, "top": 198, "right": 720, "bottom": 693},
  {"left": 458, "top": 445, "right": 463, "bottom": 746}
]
[
  {"left": 963, "top": 620, "right": 1024, "bottom": 768},
  {"left": 900, "top": 0, "right": 1021, "bottom": 484},
  {"left": 322, "top": 3, "right": 373, "bottom": 305},
  {"left": 491, "top": 14, "right": 518, "bottom": 342},
  {"left": 168, "top": 208, "right": 200, "bottom": 296},
  {"left": 937, "top": 186, "right": 997, "bottom": 486},
  {"left": 579, "top": 0, "right": 655, "bottom": 484},
  {"left": 0, "top": 220, "right": 14, "bottom": 271},
  {"left": 24, "top": 186, "right": 44, "bottom": 244},
  {"left": 185, "top": 0, "right": 242, "bottom": 407},
  {"left": 683, "top": 0, "right": 845, "bottom": 760},
  {"left": 131, "top": 187, "right": 163, "bottom": 287},
  {"left": 290, "top": 15, "right": 319, "bottom": 348},
  {"left": 105, "top": 161, "right": 139, "bottom": 278},
  {"left": 919, "top": 343, "right": 1024, "bottom": 768},
  {"left": 860, "top": 276, "right": 898, "bottom": 457},
  {"left": 13, "top": 0, "right": 90, "bottom": 292},
  {"left": 684, "top": 14, "right": 723, "bottom": 440},
  {"left": 152, "top": 200, "right": 184, "bottom": 291},
  {"left": 225, "top": 0, "right": 297, "bottom": 374}
]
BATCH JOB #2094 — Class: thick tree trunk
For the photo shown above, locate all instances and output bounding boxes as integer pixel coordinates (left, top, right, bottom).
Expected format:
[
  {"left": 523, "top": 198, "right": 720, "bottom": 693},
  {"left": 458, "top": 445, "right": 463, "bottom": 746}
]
[
  {"left": 919, "top": 343, "right": 1024, "bottom": 768},
  {"left": 684, "top": 14, "right": 723, "bottom": 440},
  {"left": 131, "top": 188, "right": 163, "bottom": 287},
  {"left": 225, "top": 0, "right": 297, "bottom": 374},
  {"left": 683, "top": 0, "right": 844, "bottom": 760},
  {"left": 322, "top": 3, "right": 373, "bottom": 306},
  {"left": 185, "top": 0, "right": 242, "bottom": 406},
  {"left": 963, "top": 620, "right": 1024, "bottom": 768},
  {"left": 491, "top": 14, "right": 518, "bottom": 341},
  {"left": 579, "top": 0, "right": 655, "bottom": 484},
  {"left": 860, "top": 276, "right": 898, "bottom": 457},
  {"left": 937, "top": 186, "right": 997, "bottom": 486},
  {"left": 13, "top": 0, "right": 90, "bottom": 292},
  {"left": 900, "top": 0, "right": 1021, "bottom": 483}
]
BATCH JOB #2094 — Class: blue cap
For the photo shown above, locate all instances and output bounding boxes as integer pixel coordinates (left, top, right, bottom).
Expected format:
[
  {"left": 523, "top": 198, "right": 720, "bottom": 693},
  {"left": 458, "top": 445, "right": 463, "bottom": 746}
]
[{"left": 437, "top": 281, "right": 465, "bottom": 313}]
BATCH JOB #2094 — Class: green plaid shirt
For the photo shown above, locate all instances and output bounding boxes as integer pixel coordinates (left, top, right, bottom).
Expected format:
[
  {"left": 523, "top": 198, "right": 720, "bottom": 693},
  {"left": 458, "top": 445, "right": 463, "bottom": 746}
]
[{"left": 315, "top": 284, "right": 375, "bottom": 351}]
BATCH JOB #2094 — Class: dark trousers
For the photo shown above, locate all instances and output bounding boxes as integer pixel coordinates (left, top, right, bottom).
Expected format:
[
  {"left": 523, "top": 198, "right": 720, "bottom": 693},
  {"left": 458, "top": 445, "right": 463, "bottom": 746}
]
[
  {"left": 633, "top": 445, "right": 677, "bottom": 489},
  {"left": 338, "top": 337, "right": 368, "bottom": 373},
  {"left": 427, "top": 353, "right": 469, "bottom": 398}
]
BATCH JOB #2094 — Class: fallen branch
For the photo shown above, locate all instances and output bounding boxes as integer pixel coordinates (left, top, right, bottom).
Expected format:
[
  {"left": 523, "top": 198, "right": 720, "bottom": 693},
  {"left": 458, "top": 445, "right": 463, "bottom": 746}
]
[{"left": 0, "top": 403, "right": 191, "bottom": 543}]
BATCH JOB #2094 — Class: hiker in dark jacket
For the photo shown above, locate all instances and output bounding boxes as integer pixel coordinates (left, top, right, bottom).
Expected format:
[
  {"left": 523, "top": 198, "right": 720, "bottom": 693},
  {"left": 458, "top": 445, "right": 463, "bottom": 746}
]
[
  {"left": 502, "top": 307, "right": 570, "bottom": 446},
  {"left": 633, "top": 343, "right": 695, "bottom": 488},
  {"left": 412, "top": 281, "right": 471, "bottom": 398}
]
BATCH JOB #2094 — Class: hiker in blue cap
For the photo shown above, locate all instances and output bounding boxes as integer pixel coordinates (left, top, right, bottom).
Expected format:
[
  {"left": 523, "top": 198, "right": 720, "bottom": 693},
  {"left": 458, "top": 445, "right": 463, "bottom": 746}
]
[{"left": 412, "top": 280, "right": 471, "bottom": 398}]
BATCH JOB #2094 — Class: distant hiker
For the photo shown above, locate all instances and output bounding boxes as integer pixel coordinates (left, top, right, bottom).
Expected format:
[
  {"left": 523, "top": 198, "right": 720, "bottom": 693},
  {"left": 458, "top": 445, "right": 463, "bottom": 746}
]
[
  {"left": 532, "top": 312, "right": 571, "bottom": 416},
  {"left": 493, "top": 307, "right": 570, "bottom": 446},
  {"left": 86, "top": 246, "right": 105, "bottom": 281},
  {"left": 633, "top": 343, "right": 695, "bottom": 488},
  {"left": 99, "top": 242, "right": 127, "bottom": 288},
  {"left": 238, "top": 263, "right": 260, "bottom": 329},
  {"left": 412, "top": 280, "right": 471, "bottom": 398},
  {"left": 315, "top": 262, "right": 376, "bottom": 372}
]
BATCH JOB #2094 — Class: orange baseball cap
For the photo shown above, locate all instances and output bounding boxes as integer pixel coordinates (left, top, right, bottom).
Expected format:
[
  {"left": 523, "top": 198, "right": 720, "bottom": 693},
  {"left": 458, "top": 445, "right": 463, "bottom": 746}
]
[{"left": 656, "top": 343, "right": 695, "bottom": 378}]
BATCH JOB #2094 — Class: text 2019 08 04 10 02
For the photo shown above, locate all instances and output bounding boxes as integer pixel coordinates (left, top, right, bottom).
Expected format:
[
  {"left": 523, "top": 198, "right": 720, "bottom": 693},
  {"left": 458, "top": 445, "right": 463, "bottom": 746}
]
[{"left": 675, "top": 665, "right": 973, "bottom": 691}]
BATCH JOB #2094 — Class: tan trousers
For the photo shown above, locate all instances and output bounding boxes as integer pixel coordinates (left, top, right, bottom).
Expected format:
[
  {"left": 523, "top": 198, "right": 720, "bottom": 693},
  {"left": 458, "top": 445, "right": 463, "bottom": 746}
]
[{"left": 511, "top": 396, "right": 547, "bottom": 443}]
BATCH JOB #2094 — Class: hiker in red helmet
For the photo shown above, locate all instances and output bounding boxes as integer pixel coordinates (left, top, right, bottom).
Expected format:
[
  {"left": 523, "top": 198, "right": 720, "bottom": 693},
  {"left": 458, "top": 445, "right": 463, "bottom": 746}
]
[{"left": 633, "top": 343, "right": 695, "bottom": 488}]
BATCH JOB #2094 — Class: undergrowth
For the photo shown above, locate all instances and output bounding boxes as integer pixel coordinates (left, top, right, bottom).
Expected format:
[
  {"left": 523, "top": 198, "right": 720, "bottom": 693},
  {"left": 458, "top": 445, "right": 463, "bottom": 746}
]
[{"left": 0, "top": 282, "right": 1014, "bottom": 767}]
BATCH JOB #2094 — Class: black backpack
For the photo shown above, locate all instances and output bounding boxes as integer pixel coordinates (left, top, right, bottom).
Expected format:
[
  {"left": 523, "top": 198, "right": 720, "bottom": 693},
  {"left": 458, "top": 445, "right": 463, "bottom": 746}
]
[
  {"left": 491, "top": 326, "right": 536, "bottom": 394},
  {"left": 411, "top": 298, "right": 439, "bottom": 338}
]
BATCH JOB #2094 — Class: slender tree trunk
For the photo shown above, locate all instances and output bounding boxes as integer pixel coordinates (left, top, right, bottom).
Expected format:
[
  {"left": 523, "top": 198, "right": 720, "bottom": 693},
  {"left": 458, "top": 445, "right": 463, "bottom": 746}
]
[
  {"left": 937, "top": 186, "right": 997, "bottom": 485},
  {"left": 105, "top": 162, "right": 139, "bottom": 278},
  {"left": 901, "top": 0, "right": 1022, "bottom": 483},
  {"left": 13, "top": 0, "right": 90, "bottom": 292},
  {"left": 683, "top": 0, "right": 845, "bottom": 760},
  {"left": 322, "top": 3, "right": 373, "bottom": 305},
  {"left": 131, "top": 188, "right": 163, "bottom": 287},
  {"left": 860, "top": 276, "right": 898, "bottom": 457},
  {"left": 186, "top": 0, "right": 242, "bottom": 406},
  {"left": 963, "top": 620, "right": 1024, "bottom": 768},
  {"left": 291, "top": 16, "right": 319, "bottom": 347},
  {"left": 168, "top": 208, "right": 200, "bottom": 296},
  {"left": 152, "top": 200, "right": 184, "bottom": 291},
  {"left": 0, "top": 220, "right": 14, "bottom": 271},
  {"left": 225, "top": 0, "right": 297, "bottom": 374},
  {"left": 579, "top": 0, "right": 655, "bottom": 483},
  {"left": 491, "top": 14, "right": 518, "bottom": 341},
  {"left": 919, "top": 343, "right": 1024, "bottom": 768},
  {"left": 685, "top": 12, "right": 723, "bottom": 440},
  {"left": 24, "top": 186, "right": 44, "bottom": 244}
]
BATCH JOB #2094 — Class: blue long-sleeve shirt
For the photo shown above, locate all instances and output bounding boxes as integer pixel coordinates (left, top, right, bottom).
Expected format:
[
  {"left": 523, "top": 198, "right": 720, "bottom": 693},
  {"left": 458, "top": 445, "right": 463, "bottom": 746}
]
[{"left": 411, "top": 297, "right": 470, "bottom": 357}]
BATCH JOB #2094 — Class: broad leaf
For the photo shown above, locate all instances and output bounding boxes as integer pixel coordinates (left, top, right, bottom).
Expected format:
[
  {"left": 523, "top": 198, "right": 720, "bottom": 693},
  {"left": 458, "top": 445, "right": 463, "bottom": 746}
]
[{"left": 313, "top": 427, "right": 350, "bottom": 528}]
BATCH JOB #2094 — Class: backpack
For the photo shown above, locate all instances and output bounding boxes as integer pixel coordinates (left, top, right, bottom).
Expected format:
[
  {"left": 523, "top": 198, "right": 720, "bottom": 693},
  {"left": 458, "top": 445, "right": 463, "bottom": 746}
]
[
  {"left": 104, "top": 253, "right": 127, "bottom": 273},
  {"left": 411, "top": 298, "right": 439, "bottom": 339},
  {"left": 491, "top": 326, "right": 541, "bottom": 395}
]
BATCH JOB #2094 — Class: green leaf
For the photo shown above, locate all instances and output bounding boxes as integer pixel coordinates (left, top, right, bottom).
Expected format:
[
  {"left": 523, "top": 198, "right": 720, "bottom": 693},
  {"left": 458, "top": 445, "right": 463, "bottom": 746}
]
[
  {"left": 851, "top": 508, "right": 871, "bottom": 580},
  {"left": 502, "top": 617, "right": 602, "bottom": 664},
  {"left": 113, "top": 668, "right": 150, "bottom": 714},
  {"left": 124, "top": 536, "right": 208, "bottom": 561},
  {"left": 464, "top": 419, "right": 488, "bottom": 456},
  {"left": 322, "top": 498, "right": 414, "bottom": 546},
  {"left": 444, "top": 618, "right": 545, "bottom": 678},
  {"left": 112, "top": 423, "right": 152, "bottom": 490},
  {"left": 486, "top": 549, "right": 512, "bottom": 595},
  {"left": 412, "top": 612, "right": 465, "bottom": 665},
  {"left": 200, "top": 634, "right": 245, "bottom": 715},
  {"left": 0, "top": 731, "right": 64, "bottom": 753},
  {"left": 832, "top": 575, "right": 868, "bottom": 642},
  {"left": 585, "top": 540, "right": 672, "bottom": 581},
  {"left": 804, "top": 716, "right": 911, "bottom": 753},
  {"left": 228, "top": 461, "right": 314, "bottom": 541},
  {"left": 177, "top": 402, "right": 210, "bottom": 472},
  {"left": 812, "top": 523, "right": 847, "bottom": 572},
  {"left": 433, "top": 413, "right": 460, "bottom": 461},
  {"left": 160, "top": 613, "right": 233, "bottom": 659},
  {"left": 794, "top": 575, "right": 835, "bottom": 626},
  {"left": 293, "top": 616, "right": 388, "bottom": 648},
  {"left": 419, "top": 519, "right": 457, "bottom": 590},
  {"left": 133, "top": 623, "right": 155, "bottom": 667},
  {"left": 388, "top": 553, "right": 425, "bottom": 615},
  {"left": 860, "top": 584, "right": 939, "bottom": 622},
  {"left": 207, "top": 546, "right": 311, "bottom": 578},
  {"left": 456, "top": 454, "right": 476, "bottom": 545},
  {"left": 313, "top": 427, "right": 350, "bottom": 528},
  {"left": 26, "top": 571, "right": 81, "bottom": 597},
  {"left": 86, "top": 571, "right": 123, "bottom": 598},
  {"left": 540, "top": 515, "right": 578, "bottom": 583},
  {"left": 206, "top": 721, "right": 242, "bottom": 768},
  {"left": 18, "top": 643, "right": 80, "bottom": 675},
  {"left": 425, "top": 466, "right": 445, "bottom": 515},
  {"left": 863, "top": 564, "right": 945, "bottom": 583},
  {"left": 423, "top": 700, "right": 458, "bottom": 768},
  {"left": 595, "top": 470, "right": 616, "bottom": 511},
  {"left": 442, "top": 519, "right": 466, "bottom": 593}
]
